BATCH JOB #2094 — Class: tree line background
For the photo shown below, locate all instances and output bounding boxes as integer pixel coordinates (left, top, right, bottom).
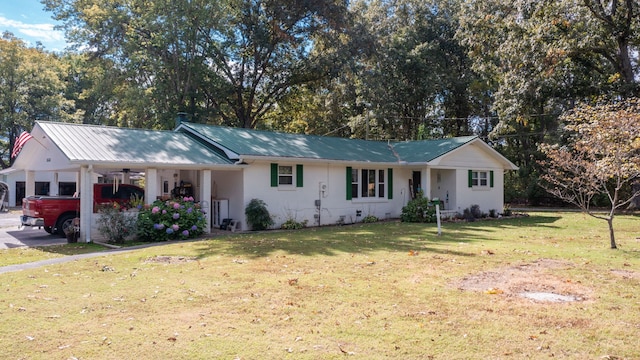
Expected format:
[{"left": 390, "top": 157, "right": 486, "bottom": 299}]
[{"left": 2, "top": 0, "right": 639, "bottom": 206}]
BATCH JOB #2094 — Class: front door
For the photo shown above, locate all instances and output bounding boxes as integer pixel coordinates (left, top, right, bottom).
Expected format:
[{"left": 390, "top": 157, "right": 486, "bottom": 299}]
[{"left": 412, "top": 171, "right": 421, "bottom": 198}]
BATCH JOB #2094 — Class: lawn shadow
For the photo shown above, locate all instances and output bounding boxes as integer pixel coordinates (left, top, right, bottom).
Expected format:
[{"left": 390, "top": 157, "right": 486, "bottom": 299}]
[
  {"left": 192, "top": 214, "right": 563, "bottom": 260},
  {"left": 443, "top": 213, "right": 563, "bottom": 233}
]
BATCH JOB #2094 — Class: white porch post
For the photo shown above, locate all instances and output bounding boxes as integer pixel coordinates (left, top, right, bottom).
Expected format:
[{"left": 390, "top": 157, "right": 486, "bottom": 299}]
[
  {"left": 75, "top": 172, "right": 80, "bottom": 196},
  {"left": 51, "top": 172, "right": 59, "bottom": 195},
  {"left": 79, "top": 165, "right": 93, "bottom": 243},
  {"left": 25, "top": 170, "right": 35, "bottom": 196},
  {"left": 199, "top": 170, "right": 212, "bottom": 233},
  {"left": 145, "top": 168, "right": 158, "bottom": 205},
  {"left": 425, "top": 168, "right": 431, "bottom": 200}
]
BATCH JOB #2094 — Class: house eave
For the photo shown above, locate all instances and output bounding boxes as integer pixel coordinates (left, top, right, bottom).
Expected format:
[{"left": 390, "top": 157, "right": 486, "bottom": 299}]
[
  {"left": 68, "top": 160, "right": 244, "bottom": 170},
  {"left": 239, "top": 155, "right": 404, "bottom": 167}
]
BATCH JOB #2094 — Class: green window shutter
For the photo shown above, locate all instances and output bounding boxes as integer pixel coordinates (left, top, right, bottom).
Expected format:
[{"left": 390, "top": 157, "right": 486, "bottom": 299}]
[
  {"left": 296, "top": 164, "right": 303, "bottom": 187},
  {"left": 346, "top": 167, "right": 352, "bottom": 200},
  {"left": 490, "top": 170, "right": 494, "bottom": 188},
  {"left": 270, "top": 163, "right": 278, "bottom": 187},
  {"left": 468, "top": 170, "right": 473, "bottom": 187},
  {"left": 387, "top": 168, "right": 393, "bottom": 199}
]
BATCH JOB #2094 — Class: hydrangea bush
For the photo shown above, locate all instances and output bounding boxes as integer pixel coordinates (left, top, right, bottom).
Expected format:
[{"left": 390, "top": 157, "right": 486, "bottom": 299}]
[{"left": 136, "top": 196, "right": 207, "bottom": 241}]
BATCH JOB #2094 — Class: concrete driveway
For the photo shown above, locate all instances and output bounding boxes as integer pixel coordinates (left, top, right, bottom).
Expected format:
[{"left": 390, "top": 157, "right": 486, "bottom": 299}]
[{"left": 0, "top": 210, "right": 67, "bottom": 249}]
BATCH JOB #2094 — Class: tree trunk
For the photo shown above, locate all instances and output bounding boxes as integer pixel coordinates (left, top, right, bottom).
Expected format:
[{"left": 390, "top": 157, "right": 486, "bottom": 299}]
[
  {"left": 616, "top": 38, "right": 637, "bottom": 96},
  {"left": 607, "top": 217, "right": 617, "bottom": 249}
]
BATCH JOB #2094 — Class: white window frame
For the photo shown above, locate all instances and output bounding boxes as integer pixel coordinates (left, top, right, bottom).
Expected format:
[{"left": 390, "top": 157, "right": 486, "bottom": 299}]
[
  {"left": 278, "top": 165, "right": 294, "bottom": 186},
  {"left": 471, "top": 170, "right": 489, "bottom": 187},
  {"left": 351, "top": 168, "right": 386, "bottom": 200}
]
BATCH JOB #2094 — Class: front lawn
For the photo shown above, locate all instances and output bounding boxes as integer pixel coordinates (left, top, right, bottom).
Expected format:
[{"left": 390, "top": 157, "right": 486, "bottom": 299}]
[{"left": 0, "top": 212, "right": 638, "bottom": 359}]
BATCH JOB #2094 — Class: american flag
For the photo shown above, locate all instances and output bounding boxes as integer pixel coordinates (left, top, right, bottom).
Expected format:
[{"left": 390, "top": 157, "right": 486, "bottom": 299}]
[{"left": 11, "top": 131, "right": 33, "bottom": 158}]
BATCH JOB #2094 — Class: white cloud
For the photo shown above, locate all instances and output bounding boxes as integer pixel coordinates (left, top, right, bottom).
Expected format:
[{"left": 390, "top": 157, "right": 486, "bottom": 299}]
[{"left": 0, "top": 15, "right": 65, "bottom": 45}]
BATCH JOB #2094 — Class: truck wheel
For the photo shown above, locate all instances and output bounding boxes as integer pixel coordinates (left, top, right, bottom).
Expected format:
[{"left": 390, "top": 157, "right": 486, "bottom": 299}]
[
  {"left": 56, "top": 214, "right": 76, "bottom": 237},
  {"left": 44, "top": 226, "right": 53, "bottom": 234}
]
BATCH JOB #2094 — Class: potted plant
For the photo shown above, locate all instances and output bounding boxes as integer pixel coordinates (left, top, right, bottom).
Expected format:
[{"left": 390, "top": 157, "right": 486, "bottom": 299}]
[{"left": 64, "top": 217, "right": 80, "bottom": 243}]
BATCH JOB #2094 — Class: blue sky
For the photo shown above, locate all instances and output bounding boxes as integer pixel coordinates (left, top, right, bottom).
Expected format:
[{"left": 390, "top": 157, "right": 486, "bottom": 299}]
[{"left": 0, "top": 0, "right": 67, "bottom": 51}]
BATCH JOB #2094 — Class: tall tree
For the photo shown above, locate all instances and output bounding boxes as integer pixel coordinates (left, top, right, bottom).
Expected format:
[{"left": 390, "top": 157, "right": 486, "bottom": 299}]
[
  {"left": 539, "top": 99, "right": 640, "bottom": 249},
  {"left": 456, "top": 0, "right": 640, "bottom": 203},
  {"left": 45, "top": 0, "right": 348, "bottom": 129},
  {"left": 0, "top": 32, "right": 76, "bottom": 167},
  {"left": 283, "top": 0, "right": 484, "bottom": 141}
]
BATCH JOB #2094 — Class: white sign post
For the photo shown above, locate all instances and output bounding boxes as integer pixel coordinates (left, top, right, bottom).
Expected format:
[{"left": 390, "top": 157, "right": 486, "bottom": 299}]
[{"left": 435, "top": 204, "right": 442, "bottom": 236}]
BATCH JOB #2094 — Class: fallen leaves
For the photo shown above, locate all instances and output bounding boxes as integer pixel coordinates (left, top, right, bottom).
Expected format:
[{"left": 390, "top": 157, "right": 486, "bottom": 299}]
[{"left": 485, "top": 288, "right": 504, "bottom": 295}]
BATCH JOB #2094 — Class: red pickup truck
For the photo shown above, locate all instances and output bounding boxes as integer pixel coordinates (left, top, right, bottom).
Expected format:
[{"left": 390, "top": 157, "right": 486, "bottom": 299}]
[{"left": 21, "top": 183, "right": 144, "bottom": 236}]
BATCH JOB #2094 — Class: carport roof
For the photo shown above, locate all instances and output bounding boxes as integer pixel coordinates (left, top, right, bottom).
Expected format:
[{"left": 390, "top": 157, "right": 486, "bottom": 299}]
[{"left": 35, "top": 121, "right": 234, "bottom": 167}]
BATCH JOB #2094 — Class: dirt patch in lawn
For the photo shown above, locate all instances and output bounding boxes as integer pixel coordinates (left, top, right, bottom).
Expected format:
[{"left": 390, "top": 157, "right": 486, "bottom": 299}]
[
  {"left": 610, "top": 269, "right": 640, "bottom": 280},
  {"left": 453, "top": 258, "right": 593, "bottom": 303}
]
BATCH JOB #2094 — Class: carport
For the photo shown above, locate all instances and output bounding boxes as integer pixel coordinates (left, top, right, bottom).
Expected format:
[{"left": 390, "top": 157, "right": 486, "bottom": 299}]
[{"left": 10, "top": 121, "right": 241, "bottom": 243}]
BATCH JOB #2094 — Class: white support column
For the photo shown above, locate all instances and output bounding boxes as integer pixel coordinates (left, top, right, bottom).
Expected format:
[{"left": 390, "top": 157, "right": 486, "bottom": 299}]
[
  {"left": 75, "top": 172, "right": 81, "bottom": 196},
  {"left": 436, "top": 204, "right": 442, "bottom": 236},
  {"left": 425, "top": 167, "right": 432, "bottom": 200},
  {"left": 145, "top": 168, "right": 159, "bottom": 205},
  {"left": 79, "top": 165, "right": 93, "bottom": 243},
  {"left": 51, "top": 172, "right": 59, "bottom": 196},
  {"left": 25, "top": 170, "right": 35, "bottom": 197},
  {"left": 199, "top": 170, "right": 212, "bottom": 233}
]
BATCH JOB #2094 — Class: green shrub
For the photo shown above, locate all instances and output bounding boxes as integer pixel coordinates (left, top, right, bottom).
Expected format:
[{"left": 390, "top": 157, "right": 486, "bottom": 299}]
[
  {"left": 362, "top": 215, "right": 379, "bottom": 223},
  {"left": 400, "top": 192, "right": 436, "bottom": 223},
  {"left": 502, "top": 204, "right": 513, "bottom": 217},
  {"left": 281, "top": 218, "right": 308, "bottom": 230},
  {"left": 136, "top": 196, "right": 207, "bottom": 241},
  {"left": 97, "top": 203, "right": 138, "bottom": 244},
  {"left": 462, "top": 204, "right": 484, "bottom": 221},
  {"left": 245, "top": 198, "right": 274, "bottom": 230}
]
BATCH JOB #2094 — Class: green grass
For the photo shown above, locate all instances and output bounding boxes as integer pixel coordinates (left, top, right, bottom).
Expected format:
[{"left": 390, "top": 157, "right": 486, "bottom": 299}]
[
  {"left": 0, "top": 242, "right": 108, "bottom": 267},
  {"left": 1, "top": 212, "right": 639, "bottom": 359}
]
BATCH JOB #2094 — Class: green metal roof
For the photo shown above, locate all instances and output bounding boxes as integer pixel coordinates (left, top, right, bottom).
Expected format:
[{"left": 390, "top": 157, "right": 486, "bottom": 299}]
[
  {"left": 34, "top": 121, "right": 505, "bottom": 168},
  {"left": 37, "top": 121, "right": 233, "bottom": 167},
  {"left": 178, "top": 122, "right": 400, "bottom": 163},
  {"left": 390, "top": 136, "right": 478, "bottom": 163}
]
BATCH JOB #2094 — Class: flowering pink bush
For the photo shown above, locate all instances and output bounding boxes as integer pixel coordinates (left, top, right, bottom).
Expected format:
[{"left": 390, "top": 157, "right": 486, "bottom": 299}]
[{"left": 137, "top": 197, "right": 207, "bottom": 241}]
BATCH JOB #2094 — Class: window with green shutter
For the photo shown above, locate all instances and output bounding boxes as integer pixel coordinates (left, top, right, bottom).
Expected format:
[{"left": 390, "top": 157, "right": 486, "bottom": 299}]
[
  {"left": 469, "top": 170, "right": 491, "bottom": 188},
  {"left": 346, "top": 166, "right": 390, "bottom": 200},
  {"left": 271, "top": 163, "right": 302, "bottom": 187}
]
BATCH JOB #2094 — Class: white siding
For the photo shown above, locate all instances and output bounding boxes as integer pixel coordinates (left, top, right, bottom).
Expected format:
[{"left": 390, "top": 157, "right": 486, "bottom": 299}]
[
  {"left": 3, "top": 170, "right": 84, "bottom": 207},
  {"left": 454, "top": 169, "right": 504, "bottom": 214},
  {"left": 433, "top": 143, "right": 506, "bottom": 214},
  {"left": 241, "top": 161, "right": 408, "bottom": 229}
]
